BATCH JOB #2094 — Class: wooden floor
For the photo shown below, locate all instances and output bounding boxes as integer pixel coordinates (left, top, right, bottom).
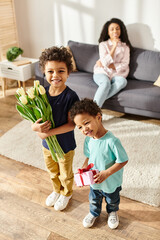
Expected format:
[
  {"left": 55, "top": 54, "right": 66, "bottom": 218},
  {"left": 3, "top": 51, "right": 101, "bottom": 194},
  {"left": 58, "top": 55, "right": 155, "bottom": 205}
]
[{"left": 0, "top": 83, "right": 160, "bottom": 240}]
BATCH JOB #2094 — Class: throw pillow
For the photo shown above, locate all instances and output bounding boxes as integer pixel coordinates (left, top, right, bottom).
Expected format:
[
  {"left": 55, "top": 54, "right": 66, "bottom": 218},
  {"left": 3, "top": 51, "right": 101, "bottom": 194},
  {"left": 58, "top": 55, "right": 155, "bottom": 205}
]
[
  {"left": 66, "top": 46, "right": 77, "bottom": 72},
  {"left": 153, "top": 75, "right": 160, "bottom": 87}
]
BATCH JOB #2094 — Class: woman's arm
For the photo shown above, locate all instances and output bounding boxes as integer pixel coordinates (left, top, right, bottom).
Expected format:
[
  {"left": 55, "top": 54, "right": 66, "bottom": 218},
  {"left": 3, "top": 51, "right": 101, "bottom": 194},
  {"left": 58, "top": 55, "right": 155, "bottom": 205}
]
[
  {"left": 95, "top": 59, "right": 103, "bottom": 68},
  {"left": 109, "top": 39, "right": 120, "bottom": 58},
  {"left": 94, "top": 161, "right": 128, "bottom": 184},
  {"left": 114, "top": 45, "right": 130, "bottom": 75},
  {"left": 99, "top": 42, "right": 114, "bottom": 67}
]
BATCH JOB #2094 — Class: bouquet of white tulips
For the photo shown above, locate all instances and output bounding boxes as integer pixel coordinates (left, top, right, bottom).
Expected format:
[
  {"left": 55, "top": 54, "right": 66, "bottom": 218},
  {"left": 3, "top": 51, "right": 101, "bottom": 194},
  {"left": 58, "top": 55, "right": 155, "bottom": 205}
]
[{"left": 15, "top": 80, "right": 64, "bottom": 162}]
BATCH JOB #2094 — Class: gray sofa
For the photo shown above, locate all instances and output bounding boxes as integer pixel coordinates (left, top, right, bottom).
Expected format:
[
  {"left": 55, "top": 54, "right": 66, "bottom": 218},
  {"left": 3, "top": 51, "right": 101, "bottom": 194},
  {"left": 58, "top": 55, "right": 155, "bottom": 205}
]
[{"left": 35, "top": 40, "right": 160, "bottom": 119}]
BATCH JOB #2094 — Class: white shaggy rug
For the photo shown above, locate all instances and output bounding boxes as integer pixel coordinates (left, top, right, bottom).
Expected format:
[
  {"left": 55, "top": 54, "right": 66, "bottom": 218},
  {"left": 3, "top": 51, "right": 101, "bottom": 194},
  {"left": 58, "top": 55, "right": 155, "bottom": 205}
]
[{"left": 0, "top": 115, "right": 159, "bottom": 207}]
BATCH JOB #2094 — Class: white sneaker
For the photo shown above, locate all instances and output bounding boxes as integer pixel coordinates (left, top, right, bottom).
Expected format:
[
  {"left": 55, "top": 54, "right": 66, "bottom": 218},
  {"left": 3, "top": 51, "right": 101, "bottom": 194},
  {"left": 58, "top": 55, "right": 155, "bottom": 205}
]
[
  {"left": 108, "top": 211, "right": 119, "bottom": 229},
  {"left": 45, "top": 192, "right": 60, "bottom": 207},
  {"left": 54, "top": 194, "right": 72, "bottom": 211},
  {"left": 83, "top": 212, "right": 98, "bottom": 228}
]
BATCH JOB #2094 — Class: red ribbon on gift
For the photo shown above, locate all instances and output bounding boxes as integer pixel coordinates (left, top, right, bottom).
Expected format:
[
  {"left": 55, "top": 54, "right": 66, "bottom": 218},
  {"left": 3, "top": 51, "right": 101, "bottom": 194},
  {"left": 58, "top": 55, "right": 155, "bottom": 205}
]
[
  {"left": 78, "top": 163, "right": 94, "bottom": 174},
  {"left": 77, "top": 163, "right": 97, "bottom": 186}
]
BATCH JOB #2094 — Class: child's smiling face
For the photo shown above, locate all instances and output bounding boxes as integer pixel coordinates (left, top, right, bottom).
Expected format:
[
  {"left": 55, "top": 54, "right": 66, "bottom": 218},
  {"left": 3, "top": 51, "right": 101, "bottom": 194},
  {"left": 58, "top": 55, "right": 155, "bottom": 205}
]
[
  {"left": 45, "top": 61, "right": 69, "bottom": 90},
  {"left": 74, "top": 112, "right": 103, "bottom": 139}
]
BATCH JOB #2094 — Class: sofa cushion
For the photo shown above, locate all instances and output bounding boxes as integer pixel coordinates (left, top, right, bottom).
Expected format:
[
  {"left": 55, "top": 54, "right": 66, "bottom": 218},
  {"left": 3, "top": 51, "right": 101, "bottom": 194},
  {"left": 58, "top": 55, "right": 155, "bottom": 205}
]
[
  {"left": 68, "top": 40, "right": 99, "bottom": 73},
  {"left": 128, "top": 47, "right": 160, "bottom": 82},
  {"left": 67, "top": 72, "right": 97, "bottom": 99},
  {"left": 110, "top": 79, "right": 160, "bottom": 112},
  {"left": 67, "top": 72, "right": 160, "bottom": 114}
]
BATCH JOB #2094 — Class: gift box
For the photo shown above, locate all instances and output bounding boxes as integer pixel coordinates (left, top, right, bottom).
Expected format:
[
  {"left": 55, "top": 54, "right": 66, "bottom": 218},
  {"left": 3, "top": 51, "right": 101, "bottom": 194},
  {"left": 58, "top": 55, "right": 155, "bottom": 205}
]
[{"left": 74, "top": 163, "right": 99, "bottom": 187}]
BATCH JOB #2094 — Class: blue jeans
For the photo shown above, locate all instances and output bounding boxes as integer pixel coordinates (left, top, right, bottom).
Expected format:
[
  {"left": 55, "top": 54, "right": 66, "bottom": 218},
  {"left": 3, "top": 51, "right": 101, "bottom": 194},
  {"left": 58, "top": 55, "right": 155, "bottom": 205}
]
[
  {"left": 89, "top": 186, "right": 122, "bottom": 217},
  {"left": 93, "top": 73, "right": 127, "bottom": 107}
]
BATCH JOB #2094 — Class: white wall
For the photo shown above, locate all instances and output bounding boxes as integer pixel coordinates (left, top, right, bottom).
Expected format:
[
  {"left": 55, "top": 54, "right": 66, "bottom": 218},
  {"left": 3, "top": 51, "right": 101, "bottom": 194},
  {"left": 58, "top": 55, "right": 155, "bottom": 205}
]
[{"left": 14, "top": 0, "right": 160, "bottom": 59}]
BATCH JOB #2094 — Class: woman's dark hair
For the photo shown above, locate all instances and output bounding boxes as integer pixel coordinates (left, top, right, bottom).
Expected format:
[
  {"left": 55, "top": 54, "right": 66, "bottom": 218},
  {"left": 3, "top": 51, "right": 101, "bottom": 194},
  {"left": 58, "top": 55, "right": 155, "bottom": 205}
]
[
  {"left": 98, "top": 18, "right": 132, "bottom": 50},
  {"left": 39, "top": 46, "right": 73, "bottom": 73},
  {"left": 70, "top": 98, "right": 102, "bottom": 122}
]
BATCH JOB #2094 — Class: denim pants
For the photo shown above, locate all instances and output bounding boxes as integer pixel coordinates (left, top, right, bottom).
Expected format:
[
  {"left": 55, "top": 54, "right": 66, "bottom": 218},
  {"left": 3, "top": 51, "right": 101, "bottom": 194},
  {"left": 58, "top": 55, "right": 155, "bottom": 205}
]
[
  {"left": 93, "top": 73, "right": 127, "bottom": 107},
  {"left": 89, "top": 186, "right": 122, "bottom": 217}
]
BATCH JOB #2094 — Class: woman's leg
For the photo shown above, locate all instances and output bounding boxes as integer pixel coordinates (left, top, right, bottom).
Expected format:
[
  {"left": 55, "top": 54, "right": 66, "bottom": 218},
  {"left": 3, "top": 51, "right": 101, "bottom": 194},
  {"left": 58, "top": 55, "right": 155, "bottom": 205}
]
[
  {"left": 93, "top": 73, "right": 111, "bottom": 107},
  {"left": 106, "top": 76, "right": 127, "bottom": 99}
]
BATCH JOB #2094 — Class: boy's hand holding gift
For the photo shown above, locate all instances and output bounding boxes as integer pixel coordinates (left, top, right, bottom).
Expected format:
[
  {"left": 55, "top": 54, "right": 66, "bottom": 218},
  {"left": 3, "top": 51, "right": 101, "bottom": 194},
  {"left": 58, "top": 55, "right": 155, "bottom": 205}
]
[
  {"left": 93, "top": 170, "right": 109, "bottom": 184},
  {"left": 74, "top": 163, "right": 99, "bottom": 187}
]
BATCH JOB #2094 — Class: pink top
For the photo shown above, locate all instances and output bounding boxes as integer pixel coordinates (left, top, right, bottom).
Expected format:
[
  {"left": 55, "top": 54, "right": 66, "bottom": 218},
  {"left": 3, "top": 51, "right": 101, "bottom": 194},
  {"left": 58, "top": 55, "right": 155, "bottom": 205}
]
[{"left": 94, "top": 39, "right": 130, "bottom": 79}]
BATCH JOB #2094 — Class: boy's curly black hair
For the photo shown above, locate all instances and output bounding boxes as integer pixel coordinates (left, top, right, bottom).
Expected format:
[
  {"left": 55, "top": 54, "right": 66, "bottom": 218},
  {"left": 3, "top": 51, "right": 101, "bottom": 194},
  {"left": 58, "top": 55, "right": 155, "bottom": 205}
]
[
  {"left": 39, "top": 46, "right": 73, "bottom": 73},
  {"left": 70, "top": 98, "right": 102, "bottom": 122}
]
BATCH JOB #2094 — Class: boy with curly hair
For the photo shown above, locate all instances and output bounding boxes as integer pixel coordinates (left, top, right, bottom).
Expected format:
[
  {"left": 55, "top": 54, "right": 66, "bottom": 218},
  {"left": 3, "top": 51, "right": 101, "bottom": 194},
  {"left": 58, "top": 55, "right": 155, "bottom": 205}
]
[
  {"left": 32, "top": 46, "right": 79, "bottom": 211},
  {"left": 70, "top": 98, "right": 128, "bottom": 229}
]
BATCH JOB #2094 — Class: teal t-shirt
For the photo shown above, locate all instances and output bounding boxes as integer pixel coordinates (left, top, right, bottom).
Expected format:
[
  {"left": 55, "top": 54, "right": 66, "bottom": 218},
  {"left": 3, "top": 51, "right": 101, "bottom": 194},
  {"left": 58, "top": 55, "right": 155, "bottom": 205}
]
[{"left": 84, "top": 131, "right": 128, "bottom": 193}]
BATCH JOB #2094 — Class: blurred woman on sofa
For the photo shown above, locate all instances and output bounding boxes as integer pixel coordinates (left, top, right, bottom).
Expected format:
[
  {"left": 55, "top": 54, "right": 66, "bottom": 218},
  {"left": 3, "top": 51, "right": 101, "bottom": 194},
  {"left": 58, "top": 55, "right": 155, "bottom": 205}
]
[{"left": 93, "top": 18, "right": 132, "bottom": 107}]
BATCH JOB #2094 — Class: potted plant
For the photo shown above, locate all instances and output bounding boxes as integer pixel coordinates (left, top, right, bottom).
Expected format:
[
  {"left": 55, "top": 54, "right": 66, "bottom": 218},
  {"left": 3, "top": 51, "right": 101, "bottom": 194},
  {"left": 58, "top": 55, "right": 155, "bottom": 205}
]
[{"left": 6, "top": 47, "right": 23, "bottom": 61}]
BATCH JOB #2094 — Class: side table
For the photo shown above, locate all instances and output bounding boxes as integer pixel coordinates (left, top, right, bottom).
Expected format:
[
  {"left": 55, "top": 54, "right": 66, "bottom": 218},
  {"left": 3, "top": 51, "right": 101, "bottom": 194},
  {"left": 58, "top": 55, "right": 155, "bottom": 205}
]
[{"left": 0, "top": 57, "right": 38, "bottom": 97}]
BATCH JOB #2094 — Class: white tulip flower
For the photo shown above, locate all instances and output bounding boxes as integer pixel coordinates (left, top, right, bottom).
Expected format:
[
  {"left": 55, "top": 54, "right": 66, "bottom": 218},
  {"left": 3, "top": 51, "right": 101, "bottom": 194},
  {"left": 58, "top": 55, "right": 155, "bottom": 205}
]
[
  {"left": 16, "top": 87, "right": 26, "bottom": 96},
  {"left": 38, "top": 85, "right": 46, "bottom": 95},
  {"left": 27, "top": 87, "right": 35, "bottom": 99},
  {"left": 34, "top": 80, "right": 40, "bottom": 95},
  {"left": 34, "top": 80, "right": 40, "bottom": 88},
  {"left": 19, "top": 95, "right": 28, "bottom": 105}
]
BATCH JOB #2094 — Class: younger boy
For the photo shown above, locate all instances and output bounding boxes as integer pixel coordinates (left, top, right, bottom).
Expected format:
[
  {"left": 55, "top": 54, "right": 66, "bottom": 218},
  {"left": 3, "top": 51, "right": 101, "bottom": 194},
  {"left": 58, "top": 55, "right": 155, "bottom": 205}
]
[
  {"left": 32, "top": 46, "right": 79, "bottom": 211},
  {"left": 70, "top": 98, "right": 128, "bottom": 229}
]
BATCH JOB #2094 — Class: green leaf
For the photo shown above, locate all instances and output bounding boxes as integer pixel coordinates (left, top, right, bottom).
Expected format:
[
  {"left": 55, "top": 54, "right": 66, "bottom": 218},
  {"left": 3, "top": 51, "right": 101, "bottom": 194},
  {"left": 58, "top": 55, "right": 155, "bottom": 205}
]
[
  {"left": 15, "top": 94, "right": 20, "bottom": 101},
  {"left": 33, "top": 108, "right": 42, "bottom": 120},
  {"left": 45, "top": 103, "right": 55, "bottom": 127},
  {"left": 34, "top": 87, "right": 39, "bottom": 96},
  {"left": 45, "top": 137, "right": 58, "bottom": 162},
  {"left": 30, "top": 99, "right": 36, "bottom": 106},
  {"left": 34, "top": 106, "right": 42, "bottom": 116},
  {"left": 16, "top": 105, "right": 34, "bottom": 122},
  {"left": 46, "top": 104, "right": 51, "bottom": 121},
  {"left": 35, "top": 95, "right": 47, "bottom": 115},
  {"left": 42, "top": 115, "right": 47, "bottom": 122},
  {"left": 50, "top": 112, "right": 55, "bottom": 128},
  {"left": 17, "top": 102, "right": 36, "bottom": 122},
  {"left": 42, "top": 94, "right": 49, "bottom": 107}
]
